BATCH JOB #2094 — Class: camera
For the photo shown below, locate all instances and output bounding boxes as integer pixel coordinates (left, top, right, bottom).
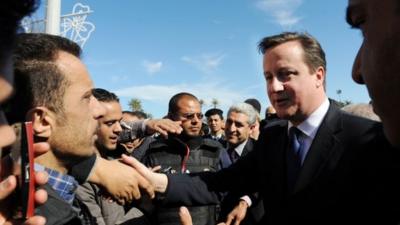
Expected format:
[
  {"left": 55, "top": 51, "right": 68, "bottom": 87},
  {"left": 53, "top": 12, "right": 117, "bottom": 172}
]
[{"left": 118, "top": 121, "right": 134, "bottom": 143}]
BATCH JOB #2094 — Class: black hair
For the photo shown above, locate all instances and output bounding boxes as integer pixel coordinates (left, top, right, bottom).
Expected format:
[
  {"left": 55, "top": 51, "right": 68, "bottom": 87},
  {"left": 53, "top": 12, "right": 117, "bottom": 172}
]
[
  {"left": 92, "top": 88, "right": 119, "bottom": 103},
  {"left": 7, "top": 33, "right": 81, "bottom": 124},
  {"left": 168, "top": 92, "right": 198, "bottom": 116}
]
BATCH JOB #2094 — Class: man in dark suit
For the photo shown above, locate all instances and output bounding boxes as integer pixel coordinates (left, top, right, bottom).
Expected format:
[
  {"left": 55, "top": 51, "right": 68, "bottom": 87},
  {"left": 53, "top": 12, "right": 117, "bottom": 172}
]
[
  {"left": 124, "top": 32, "right": 400, "bottom": 224},
  {"left": 204, "top": 108, "right": 226, "bottom": 147},
  {"left": 219, "top": 102, "right": 264, "bottom": 225}
]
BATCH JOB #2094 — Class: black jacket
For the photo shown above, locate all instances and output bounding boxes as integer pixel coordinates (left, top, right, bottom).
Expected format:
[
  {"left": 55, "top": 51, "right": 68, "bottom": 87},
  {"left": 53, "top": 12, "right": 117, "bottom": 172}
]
[
  {"left": 219, "top": 138, "right": 264, "bottom": 225},
  {"left": 143, "top": 136, "right": 224, "bottom": 225}
]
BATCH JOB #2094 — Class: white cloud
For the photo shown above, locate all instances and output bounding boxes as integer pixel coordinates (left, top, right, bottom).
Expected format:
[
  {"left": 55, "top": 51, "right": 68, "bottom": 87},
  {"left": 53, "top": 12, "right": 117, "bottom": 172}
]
[
  {"left": 142, "top": 60, "right": 163, "bottom": 74},
  {"left": 114, "top": 82, "right": 250, "bottom": 110},
  {"left": 110, "top": 74, "right": 129, "bottom": 83},
  {"left": 181, "top": 53, "right": 225, "bottom": 73},
  {"left": 255, "top": 0, "right": 302, "bottom": 28}
]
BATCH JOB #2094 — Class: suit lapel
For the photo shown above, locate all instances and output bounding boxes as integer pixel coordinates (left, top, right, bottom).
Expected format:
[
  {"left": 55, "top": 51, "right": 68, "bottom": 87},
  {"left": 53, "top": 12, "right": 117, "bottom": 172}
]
[
  {"left": 242, "top": 138, "right": 255, "bottom": 156},
  {"left": 293, "top": 104, "right": 345, "bottom": 193},
  {"left": 263, "top": 121, "right": 289, "bottom": 198}
]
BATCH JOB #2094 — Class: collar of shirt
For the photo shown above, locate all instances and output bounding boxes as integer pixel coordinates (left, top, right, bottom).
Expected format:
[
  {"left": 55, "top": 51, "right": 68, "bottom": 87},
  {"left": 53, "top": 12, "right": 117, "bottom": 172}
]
[
  {"left": 288, "top": 98, "right": 330, "bottom": 161},
  {"left": 288, "top": 98, "right": 330, "bottom": 138},
  {"left": 211, "top": 133, "right": 223, "bottom": 140},
  {"left": 228, "top": 139, "right": 248, "bottom": 157},
  {"left": 35, "top": 163, "right": 78, "bottom": 204}
]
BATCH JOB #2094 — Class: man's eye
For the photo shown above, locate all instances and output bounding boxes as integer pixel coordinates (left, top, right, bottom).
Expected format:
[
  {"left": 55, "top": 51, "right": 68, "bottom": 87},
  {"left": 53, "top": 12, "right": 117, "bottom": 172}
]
[{"left": 278, "top": 70, "right": 295, "bottom": 79}]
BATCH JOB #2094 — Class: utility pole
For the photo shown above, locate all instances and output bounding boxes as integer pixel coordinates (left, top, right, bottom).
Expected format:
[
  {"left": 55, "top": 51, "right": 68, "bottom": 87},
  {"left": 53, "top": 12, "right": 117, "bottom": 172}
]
[
  {"left": 46, "top": 0, "right": 61, "bottom": 35},
  {"left": 22, "top": 0, "right": 95, "bottom": 47}
]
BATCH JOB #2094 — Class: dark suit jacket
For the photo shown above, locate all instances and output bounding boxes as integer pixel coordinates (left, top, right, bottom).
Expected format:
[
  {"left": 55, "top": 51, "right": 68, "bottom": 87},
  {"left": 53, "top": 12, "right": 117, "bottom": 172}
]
[
  {"left": 219, "top": 138, "right": 264, "bottom": 225},
  {"left": 163, "top": 103, "right": 400, "bottom": 224}
]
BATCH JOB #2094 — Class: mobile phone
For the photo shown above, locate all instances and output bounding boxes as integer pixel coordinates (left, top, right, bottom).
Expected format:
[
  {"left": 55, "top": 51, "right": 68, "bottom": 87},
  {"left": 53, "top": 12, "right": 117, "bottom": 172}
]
[
  {"left": 10, "top": 122, "right": 36, "bottom": 219},
  {"left": 20, "top": 122, "right": 35, "bottom": 218}
]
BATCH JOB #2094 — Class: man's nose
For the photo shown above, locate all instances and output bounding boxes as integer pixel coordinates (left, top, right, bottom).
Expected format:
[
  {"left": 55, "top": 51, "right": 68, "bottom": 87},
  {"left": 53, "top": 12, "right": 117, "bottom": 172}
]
[
  {"left": 269, "top": 76, "right": 284, "bottom": 93},
  {"left": 191, "top": 115, "right": 201, "bottom": 124},
  {"left": 352, "top": 44, "right": 365, "bottom": 84},
  {"left": 114, "top": 121, "right": 123, "bottom": 133},
  {"left": 227, "top": 123, "right": 236, "bottom": 132}
]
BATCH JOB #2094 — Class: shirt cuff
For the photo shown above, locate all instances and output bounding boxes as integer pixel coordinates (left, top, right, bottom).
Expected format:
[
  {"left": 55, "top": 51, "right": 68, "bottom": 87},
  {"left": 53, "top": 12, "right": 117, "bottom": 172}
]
[{"left": 240, "top": 195, "right": 252, "bottom": 207}]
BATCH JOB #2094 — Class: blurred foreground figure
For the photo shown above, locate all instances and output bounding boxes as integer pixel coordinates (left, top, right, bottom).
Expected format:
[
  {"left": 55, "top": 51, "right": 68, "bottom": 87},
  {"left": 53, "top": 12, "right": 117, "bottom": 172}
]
[
  {"left": 347, "top": 0, "right": 400, "bottom": 147},
  {"left": 0, "top": 1, "right": 48, "bottom": 224}
]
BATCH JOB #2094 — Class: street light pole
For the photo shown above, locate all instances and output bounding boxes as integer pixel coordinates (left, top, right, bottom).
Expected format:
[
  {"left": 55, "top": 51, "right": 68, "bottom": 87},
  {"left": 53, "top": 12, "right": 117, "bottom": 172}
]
[{"left": 46, "top": 0, "right": 61, "bottom": 35}]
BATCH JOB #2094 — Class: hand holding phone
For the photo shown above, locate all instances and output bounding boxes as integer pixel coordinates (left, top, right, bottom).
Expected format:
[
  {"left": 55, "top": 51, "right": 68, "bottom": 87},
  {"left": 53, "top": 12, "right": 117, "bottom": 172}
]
[
  {"left": 20, "top": 122, "right": 35, "bottom": 218},
  {"left": 6, "top": 122, "right": 36, "bottom": 219}
]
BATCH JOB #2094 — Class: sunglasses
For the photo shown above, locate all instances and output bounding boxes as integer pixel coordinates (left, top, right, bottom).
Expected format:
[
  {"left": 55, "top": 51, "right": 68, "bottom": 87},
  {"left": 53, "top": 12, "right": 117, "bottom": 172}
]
[{"left": 180, "top": 112, "right": 204, "bottom": 121}]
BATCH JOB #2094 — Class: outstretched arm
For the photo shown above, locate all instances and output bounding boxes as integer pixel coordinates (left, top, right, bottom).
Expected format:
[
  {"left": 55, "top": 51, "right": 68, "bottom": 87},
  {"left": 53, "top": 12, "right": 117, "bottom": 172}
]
[
  {"left": 123, "top": 119, "right": 182, "bottom": 139},
  {"left": 88, "top": 156, "right": 155, "bottom": 204}
]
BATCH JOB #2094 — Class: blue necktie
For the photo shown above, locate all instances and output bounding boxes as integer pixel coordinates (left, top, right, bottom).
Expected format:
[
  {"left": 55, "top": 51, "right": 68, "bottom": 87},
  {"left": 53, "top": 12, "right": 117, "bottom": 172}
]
[
  {"left": 287, "top": 127, "right": 303, "bottom": 192},
  {"left": 228, "top": 148, "right": 239, "bottom": 163}
]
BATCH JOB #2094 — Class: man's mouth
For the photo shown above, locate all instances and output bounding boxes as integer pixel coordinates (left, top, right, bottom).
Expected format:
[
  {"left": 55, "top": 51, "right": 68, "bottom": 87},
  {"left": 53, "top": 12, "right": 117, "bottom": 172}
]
[{"left": 275, "top": 97, "right": 290, "bottom": 107}]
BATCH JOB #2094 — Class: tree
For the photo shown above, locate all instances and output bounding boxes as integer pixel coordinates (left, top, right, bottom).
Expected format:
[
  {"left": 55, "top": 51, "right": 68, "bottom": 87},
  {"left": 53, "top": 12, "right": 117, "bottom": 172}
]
[
  {"left": 336, "top": 89, "right": 342, "bottom": 102},
  {"left": 128, "top": 98, "right": 143, "bottom": 112},
  {"left": 199, "top": 99, "right": 205, "bottom": 108},
  {"left": 211, "top": 98, "right": 219, "bottom": 108},
  {"left": 127, "top": 98, "right": 153, "bottom": 118}
]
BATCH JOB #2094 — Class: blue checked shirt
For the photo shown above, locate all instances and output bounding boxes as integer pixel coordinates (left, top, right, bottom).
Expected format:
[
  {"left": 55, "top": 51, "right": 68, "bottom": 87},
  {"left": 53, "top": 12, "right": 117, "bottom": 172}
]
[{"left": 35, "top": 164, "right": 78, "bottom": 204}]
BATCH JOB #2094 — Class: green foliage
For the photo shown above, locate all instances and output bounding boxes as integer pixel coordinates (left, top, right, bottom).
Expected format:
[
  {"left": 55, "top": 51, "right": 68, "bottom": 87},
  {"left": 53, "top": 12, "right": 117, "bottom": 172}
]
[{"left": 127, "top": 98, "right": 152, "bottom": 118}]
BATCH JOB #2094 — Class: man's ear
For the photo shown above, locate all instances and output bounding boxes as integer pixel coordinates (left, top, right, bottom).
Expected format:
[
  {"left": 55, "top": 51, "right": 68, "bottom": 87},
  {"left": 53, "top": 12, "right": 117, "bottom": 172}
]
[
  {"left": 315, "top": 66, "right": 325, "bottom": 88},
  {"left": 26, "top": 107, "right": 56, "bottom": 138}
]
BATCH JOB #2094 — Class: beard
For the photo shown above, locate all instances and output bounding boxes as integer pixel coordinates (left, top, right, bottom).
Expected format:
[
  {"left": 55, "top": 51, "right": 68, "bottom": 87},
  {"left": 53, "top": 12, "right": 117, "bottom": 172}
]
[{"left": 49, "top": 122, "right": 96, "bottom": 167}]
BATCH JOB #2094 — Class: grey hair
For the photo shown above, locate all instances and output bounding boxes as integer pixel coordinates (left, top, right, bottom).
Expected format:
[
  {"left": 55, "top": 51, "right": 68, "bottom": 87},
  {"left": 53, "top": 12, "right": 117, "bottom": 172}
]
[{"left": 228, "top": 102, "right": 259, "bottom": 125}]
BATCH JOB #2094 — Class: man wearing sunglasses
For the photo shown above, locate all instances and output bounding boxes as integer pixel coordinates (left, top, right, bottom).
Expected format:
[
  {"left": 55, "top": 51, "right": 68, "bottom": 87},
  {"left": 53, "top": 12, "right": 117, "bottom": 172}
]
[{"left": 142, "top": 92, "right": 224, "bottom": 225}]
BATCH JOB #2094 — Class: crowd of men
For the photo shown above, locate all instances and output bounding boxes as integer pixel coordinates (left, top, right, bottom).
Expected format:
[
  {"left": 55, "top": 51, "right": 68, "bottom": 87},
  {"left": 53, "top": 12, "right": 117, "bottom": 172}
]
[{"left": 1, "top": 0, "right": 400, "bottom": 225}]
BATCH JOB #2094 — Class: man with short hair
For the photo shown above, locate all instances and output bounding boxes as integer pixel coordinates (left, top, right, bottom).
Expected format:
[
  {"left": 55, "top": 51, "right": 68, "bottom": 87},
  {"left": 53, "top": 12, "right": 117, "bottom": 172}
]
[
  {"left": 204, "top": 108, "right": 226, "bottom": 146},
  {"left": 7, "top": 33, "right": 157, "bottom": 225},
  {"left": 219, "top": 102, "right": 263, "bottom": 225},
  {"left": 347, "top": 0, "right": 400, "bottom": 148},
  {"left": 93, "top": 89, "right": 123, "bottom": 159},
  {"left": 128, "top": 32, "right": 400, "bottom": 224},
  {"left": 76, "top": 88, "right": 149, "bottom": 225},
  {"left": 143, "top": 92, "right": 224, "bottom": 225}
]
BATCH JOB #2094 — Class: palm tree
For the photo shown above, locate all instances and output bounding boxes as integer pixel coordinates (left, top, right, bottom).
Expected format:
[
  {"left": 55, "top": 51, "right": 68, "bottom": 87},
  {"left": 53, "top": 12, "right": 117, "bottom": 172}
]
[
  {"left": 128, "top": 98, "right": 143, "bottom": 112},
  {"left": 199, "top": 99, "right": 205, "bottom": 108},
  {"left": 336, "top": 89, "right": 342, "bottom": 102},
  {"left": 211, "top": 98, "right": 219, "bottom": 108}
]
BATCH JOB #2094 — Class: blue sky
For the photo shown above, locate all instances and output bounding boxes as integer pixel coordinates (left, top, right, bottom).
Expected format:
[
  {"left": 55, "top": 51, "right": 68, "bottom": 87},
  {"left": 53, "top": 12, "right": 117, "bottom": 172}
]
[{"left": 32, "top": 0, "right": 367, "bottom": 118}]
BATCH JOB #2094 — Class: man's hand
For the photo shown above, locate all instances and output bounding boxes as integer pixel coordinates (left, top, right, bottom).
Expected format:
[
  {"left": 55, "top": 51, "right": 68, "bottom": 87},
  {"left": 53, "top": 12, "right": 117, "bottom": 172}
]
[
  {"left": 179, "top": 207, "right": 192, "bottom": 225},
  {"left": 225, "top": 200, "right": 249, "bottom": 225},
  {"left": 89, "top": 157, "right": 155, "bottom": 205},
  {"left": 0, "top": 172, "right": 48, "bottom": 225},
  {"left": 179, "top": 206, "right": 226, "bottom": 225},
  {"left": 120, "top": 154, "right": 168, "bottom": 193},
  {"left": 0, "top": 141, "right": 50, "bottom": 225},
  {"left": 145, "top": 119, "right": 182, "bottom": 138}
]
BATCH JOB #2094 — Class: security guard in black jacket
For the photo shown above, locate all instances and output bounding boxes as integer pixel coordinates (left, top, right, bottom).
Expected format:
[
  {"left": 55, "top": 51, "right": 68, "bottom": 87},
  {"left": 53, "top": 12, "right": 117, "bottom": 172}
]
[{"left": 143, "top": 92, "right": 224, "bottom": 225}]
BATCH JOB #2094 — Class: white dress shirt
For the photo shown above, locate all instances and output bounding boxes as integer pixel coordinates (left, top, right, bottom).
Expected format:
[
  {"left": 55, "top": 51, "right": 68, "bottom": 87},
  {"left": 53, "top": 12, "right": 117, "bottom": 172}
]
[{"left": 288, "top": 98, "right": 330, "bottom": 164}]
